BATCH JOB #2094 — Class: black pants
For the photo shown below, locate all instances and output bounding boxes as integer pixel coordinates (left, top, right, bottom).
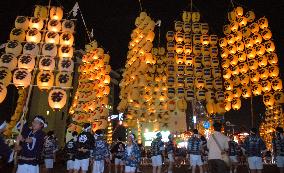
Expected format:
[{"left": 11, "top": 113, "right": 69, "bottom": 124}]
[{"left": 208, "top": 159, "right": 229, "bottom": 173}]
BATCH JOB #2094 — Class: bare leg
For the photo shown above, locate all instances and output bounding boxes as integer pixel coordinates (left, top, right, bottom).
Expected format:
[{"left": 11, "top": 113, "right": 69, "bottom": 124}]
[
  {"left": 192, "top": 166, "right": 196, "bottom": 173},
  {"left": 199, "top": 166, "right": 203, "bottom": 173},
  {"left": 256, "top": 169, "right": 262, "bottom": 173},
  {"left": 153, "top": 166, "right": 157, "bottom": 173},
  {"left": 157, "top": 166, "right": 162, "bottom": 173},
  {"left": 168, "top": 162, "right": 173, "bottom": 173}
]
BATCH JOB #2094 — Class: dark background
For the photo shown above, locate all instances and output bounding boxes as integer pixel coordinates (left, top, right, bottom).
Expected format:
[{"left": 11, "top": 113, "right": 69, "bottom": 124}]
[{"left": 0, "top": 0, "right": 283, "bottom": 132}]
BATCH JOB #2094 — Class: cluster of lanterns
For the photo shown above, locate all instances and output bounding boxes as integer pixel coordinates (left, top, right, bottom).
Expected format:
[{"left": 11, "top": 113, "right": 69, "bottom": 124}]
[
  {"left": 118, "top": 12, "right": 157, "bottom": 128},
  {"left": 166, "top": 11, "right": 225, "bottom": 115},
  {"left": 220, "top": 7, "right": 284, "bottom": 110},
  {"left": 0, "top": 5, "right": 75, "bottom": 109},
  {"left": 107, "top": 118, "right": 113, "bottom": 144},
  {"left": 3, "top": 89, "right": 27, "bottom": 136},
  {"left": 259, "top": 105, "right": 283, "bottom": 149},
  {"left": 68, "top": 40, "right": 110, "bottom": 132}
]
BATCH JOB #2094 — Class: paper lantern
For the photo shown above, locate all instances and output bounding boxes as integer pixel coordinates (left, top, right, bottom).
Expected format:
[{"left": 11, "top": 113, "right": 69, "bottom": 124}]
[
  {"left": 232, "top": 98, "right": 241, "bottom": 110},
  {"left": 166, "top": 31, "right": 174, "bottom": 41},
  {"left": 223, "top": 68, "right": 231, "bottom": 80},
  {"left": 10, "top": 28, "right": 26, "bottom": 41},
  {"left": 230, "top": 21, "right": 239, "bottom": 32},
  {"left": 224, "top": 80, "right": 233, "bottom": 91},
  {"left": 231, "top": 75, "right": 240, "bottom": 86},
  {"left": 175, "top": 43, "right": 184, "bottom": 54},
  {"left": 175, "top": 32, "right": 184, "bottom": 42},
  {"left": 49, "top": 6, "right": 63, "bottom": 20},
  {"left": 184, "top": 43, "right": 192, "bottom": 55},
  {"left": 225, "top": 90, "right": 234, "bottom": 102},
  {"left": 248, "top": 59, "right": 258, "bottom": 71},
  {"left": 245, "top": 11, "right": 255, "bottom": 22},
  {"left": 202, "top": 55, "right": 211, "bottom": 67},
  {"left": 205, "top": 91, "right": 215, "bottom": 103},
  {"left": 228, "top": 55, "right": 238, "bottom": 66},
  {"left": 177, "top": 87, "right": 185, "bottom": 98},
  {"left": 213, "top": 78, "right": 223, "bottom": 90},
  {"left": 210, "top": 35, "right": 218, "bottom": 45},
  {"left": 47, "top": 19, "right": 61, "bottom": 32},
  {"left": 184, "top": 65, "right": 193, "bottom": 76},
  {"left": 37, "top": 71, "right": 54, "bottom": 90},
  {"left": 194, "top": 66, "right": 203, "bottom": 77},
  {"left": 239, "top": 62, "right": 249, "bottom": 74},
  {"left": 216, "top": 90, "right": 225, "bottom": 102},
  {"left": 211, "top": 57, "right": 219, "bottom": 67},
  {"left": 177, "top": 65, "right": 185, "bottom": 75},
  {"left": 186, "top": 89, "right": 194, "bottom": 101},
  {"left": 55, "top": 72, "right": 72, "bottom": 88},
  {"left": 212, "top": 68, "right": 221, "bottom": 78},
  {"left": 239, "top": 74, "right": 250, "bottom": 86},
  {"left": 29, "top": 17, "right": 43, "bottom": 30},
  {"left": 251, "top": 82, "right": 262, "bottom": 96},
  {"left": 231, "top": 65, "right": 239, "bottom": 76},
  {"left": 182, "top": 11, "right": 191, "bottom": 22},
  {"left": 193, "top": 44, "right": 202, "bottom": 55},
  {"left": 195, "top": 77, "right": 205, "bottom": 89},
  {"left": 246, "top": 47, "right": 256, "bottom": 59},
  {"left": 258, "top": 17, "right": 269, "bottom": 29},
  {"left": 263, "top": 93, "right": 275, "bottom": 107},
  {"left": 23, "top": 42, "right": 39, "bottom": 56},
  {"left": 58, "top": 45, "right": 74, "bottom": 58},
  {"left": 60, "top": 32, "right": 74, "bottom": 46},
  {"left": 103, "top": 86, "right": 110, "bottom": 96},
  {"left": 227, "top": 34, "right": 235, "bottom": 45},
  {"left": 261, "top": 80, "right": 272, "bottom": 93},
  {"left": 267, "top": 53, "right": 278, "bottom": 65},
  {"left": 177, "top": 99, "right": 187, "bottom": 111},
  {"left": 45, "top": 31, "right": 60, "bottom": 44},
  {"left": 18, "top": 55, "right": 35, "bottom": 72},
  {"left": 184, "top": 54, "right": 193, "bottom": 65},
  {"left": 184, "top": 32, "right": 191, "bottom": 43},
  {"left": 13, "top": 69, "right": 31, "bottom": 88},
  {"left": 0, "top": 68, "right": 12, "bottom": 86},
  {"left": 103, "top": 75, "right": 111, "bottom": 85},
  {"left": 192, "top": 12, "right": 200, "bottom": 22},
  {"left": 274, "top": 92, "right": 284, "bottom": 104},
  {"left": 176, "top": 76, "right": 185, "bottom": 87},
  {"left": 62, "top": 20, "right": 75, "bottom": 33},
  {"left": 167, "top": 41, "right": 175, "bottom": 52},
  {"left": 196, "top": 89, "right": 206, "bottom": 101},
  {"left": 264, "top": 40, "right": 275, "bottom": 53},
  {"left": 201, "top": 23, "right": 209, "bottom": 34},
  {"left": 48, "top": 89, "right": 67, "bottom": 109},
  {"left": 271, "top": 78, "right": 283, "bottom": 91},
  {"left": 268, "top": 65, "right": 279, "bottom": 78},
  {"left": 0, "top": 84, "right": 7, "bottom": 103},
  {"left": 252, "top": 33, "right": 262, "bottom": 45},
  {"left": 224, "top": 101, "right": 231, "bottom": 111},
  {"left": 39, "top": 56, "right": 55, "bottom": 71},
  {"left": 219, "top": 38, "right": 227, "bottom": 48},
  {"left": 193, "top": 34, "right": 201, "bottom": 44},
  {"left": 174, "top": 21, "right": 183, "bottom": 32},
  {"left": 250, "top": 71, "right": 260, "bottom": 82},
  {"left": 259, "top": 68, "right": 269, "bottom": 80},
  {"left": 220, "top": 48, "right": 229, "bottom": 58},
  {"left": 242, "top": 86, "right": 252, "bottom": 99},
  {"left": 5, "top": 40, "right": 22, "bottom": 56},
  {"left": 202, "top": 45, "right": 210, "bottom": 56},
  {"left": 261, "top": 28, "right": 272, "bottom": 40},
  {"left": 205, "top": 79, "right": 213, "bottom": 89},
  {"left": 242, "top": 27, "right": 251, "bottom": 38},
  {"left": 235, "top": 41, "right": 244, "bottom": 52},
  {"left": 232, "top": 87, "right": 242, "bottom": 98},
  {"left": 15, "top": 16, "right": 29, "bottom": 30},
  {"left": 42, "top": 43, "right": 57, "bottom": 57},
  {"left": 0, "top": 54, "right": 17, "bottom": 70},
  {"left": 234, "top": 7, "right": 243, "bottom": 17},
  {"left": 221, "top": 58, "right": 230, "bottom": 69},
  {"left": 34, "top": 5, "right": 48, "bottom": 19},
  {"left": 206, "top": 102, "right": 214, "bottom": 114},
  {"left": 237, "top": 16, "right": 247, "bottom": 27},
  {"left": 185, "top": 77, "right": 193, "bottom": 88},
  {"left": 167, "top": 88, "right": 175, "bottom": 98},
  {"left": 237, "top": 52, "right": 246, "bottom": 62}
]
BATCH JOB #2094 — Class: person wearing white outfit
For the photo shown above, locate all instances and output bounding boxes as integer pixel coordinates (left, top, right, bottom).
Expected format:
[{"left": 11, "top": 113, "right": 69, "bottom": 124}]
[
  {"left": 123, "top": 133, "right": 141, "bottom": 173},
  {"left": 111, "top": 137, "right": 125, "bottom": 173},
  {"left": 151, "top": 132, "right": 165, "bottom": 173},
  {"left": 188, "top": 129, "right": 203, "bottom": 173},
  {"left": 64, "top": 131, "right": 78, "bottom": 173}
]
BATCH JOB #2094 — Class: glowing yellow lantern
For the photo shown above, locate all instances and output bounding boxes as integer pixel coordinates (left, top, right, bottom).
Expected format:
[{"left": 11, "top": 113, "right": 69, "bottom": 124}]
[
  {"left": 196, "top": 89, "right": 206, "bottom": 101},
  {"left": 0, "top": 68, "right": 12, "bottom": 86},
  {"left": 59, "top": 45, "right": 74, "bottom": 58},
  {"left": 268, "top": 53, "right": 278, "bottom": 65},
  {"left": 146, "top": 31, "right": 155, "bottom": 42},
  {"left": 223, "top": 68, "right": 231, "bottom": 79},
  {"left": 268, "top": 65, "right": 279, "bottom": 78},
  {"left": 206, "top": 102, "right": 214, "bottom": 114},
  {"left": 193, "top": 34, "right": 201, "bottom": 44},
  {"left": 259, "top": 68, "right": 269, "bottom": 80},
  {"left": 193, "top": 44, "right": 202, "bottom": 55},
  {"left": 34, "top": 5, "right": 48, "bottom": 19},
  {"left": 228, "top": 11, "right": 237, "bottom": 22},
  {"left": 210, "top": 46, "right": 218, "bottom": 57},
  {"left": 235, "top": 6, "right": 243, "bottom": 17},
  {"left": 192, "top": 12, "right": 200, "bottom": 22},
  {"left": 224, "top": 101, "right": 231, "bottom": 111},
  {"left": 248, "top": 59, "right": 258, "bottom": 71},
  {"left": 167, "top": 41, "right": 175, "bottom": 52},
  {"left": 184, "top": 32, "right": 191, "bottom": 43},
  {"left": 271, "top": 78, "right": 283, "bottom": 91},
  {"left": 263, "top": 93, "right": 275, "bottom": 107},
  {"left": 29, "top": 17, "right": 43, "bottom": 30},
  {"left": 202, "top": 45, "right": 210, "bottom": 56},
  {"left": 261, "top": 28, "right": 272, "bottom": 40},
  {"left": 55, "top": 72, "right": 72, "bottom": 88},
  {"left": 258, "top": 17, "right": 269, "bottom": 29},
  {"left": 10, "top": 28, "right": 26, "bottom": 42},
  {"left": 60, "top": 32, "right": 74, "bottom": 46},
  {"left": 201, "top": 23, "right": 209, "bottom": 34},
  {"left": 183, "top": 22, "right": 191, "bottom": 32},
  {"left": 261, "top": 80, "right": 272, "bottom": 93},
  {"left": 274, "top": 92, "right": 284, "bottom": 104},
  {"left": 15, "top": 16, "right": 29, "bottom": 30},
  {"left": 225, "top": 90, "right": 234, "bottom": 102},
  {"left": 177, "top": 99, "right": 187, "bottom": 111},
  {"left": 264, "top": 40, "right": 275, "bottom": 53},
  {"left": 229, "top": 54, "right": 238, "bottom": 66},
  {"left": 62, "top": 20, "right": 75, "bottom": 33},
  {"left": 0, "top": 84, "right": 7, "bottom": 103},
  {"left": 232, "top": 98, "right": 241, "bottom": 110},
  {"left": 195, "top": 77, "right": 205, "bottom": 89},
  {"left": 245, "top": 11, "right": 255, "bottom": 22},
  {"left": 166, "top": 31, "right": 175, "bottom": 41},
  {"left": 213, "top": 78, "right": 223, "bottom": 90},
  {"left": 0, "top": 54, "right": 17, "bottom": 70},
  {"left": 184, "top": 43, "right": 192, "bottom": 55},
  {"left": 216, "top": 90, "right": 225, "bottom": 102},
  {"left": 239, "top": 62, "right": 249, "bottom": 74},
  {"left": 37, "top": 71, "right": 54, "bottom": 90},
  {"left": 26, "top": 28, "right": 41, "bottom": 43},
  {"left": 255, "top": 44, "right": 266, "bottom": 56},
  {"left": 237, "top": 51, "right": 246, "bottom": 62},
  {"left": 249, "top": 23, "right": 259, "bottom": 33},
  {"left": 48, "top": 89, "right": 67, "bottom": 109},
  {"left": 242, "top": 27, "right": 251, "bottom": 38},
  {"left": 175, "top": 43, "right": 184, "bottom": 54},
  {"left": 201, "top": 35, "right": 210, "bottom": 45},
  {"left": 50, "top": 6, "right": 63, "bottom": 20},
  {"left": 45, "top": 31, "right": 60, "bottom": 44},
  {"left": 174, "top": 21, "right": 183, "bottom": 32},
  {"left": 219, "top": 38, "right": 227, "bottom": 48},
  {"left": 182, "top": 11, "right": 191, "bottom": 22},
  {"left": 233, "top": 87, "right": 242, "bottom": 98},
  {"left": 242, "top": 86, "right": 252, "bottom": 99},
  {"left": 202, "top": 55, "right": 211, "bottom": 67},
  {"left": 13, "top": 69, "right": 31, "bottom": 88},
  {"left": 231, "top": 75, "right": 240, "bottom": 85},
  {"left": 39, "top": 56, "right": 55, "bottom": 71},
  {"left": 58, "top": 58, "right": 74, "bottom": 72},
  {"left": 175, "top": 32, "right": 184, "bottom": 42},
  {"left": 250, "top": 71, "right": 260, "bottom": 82},
  {"left": 221, "top": 58, "right": 230, "bottom": 69},
  {"left": 42, "top": 43, "right": 58, "bottom": 57},
  {"left": 18, "top": 55, "right": 35, "bottom": 72},
  {"left": 238, "top": 16, "right": 247, "bottom": 27},
  {"left": 104, "top": 75, "right": 111, "bottom": 85},
  {"left": 251, "top": 82, "right": 262, "bottom": 96},
  {"left": 221, "top": 48, "right": 229, "bottom": 58},
  {"left": 185, "top": 77, "right": 193, "bottom": 88},
  {"left": 224, "top": 80, "right": 233, "bottom": 91},
  {"left": 236, "top": 41, "right": 244, "bottom": 52},
  {"left": 230, "top": 65, "right": 239, "bottom": 76}
]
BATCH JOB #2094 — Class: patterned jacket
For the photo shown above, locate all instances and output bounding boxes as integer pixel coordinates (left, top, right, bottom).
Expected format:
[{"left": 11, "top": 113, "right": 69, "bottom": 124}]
[
  {"left": 111, "top": 141, "right": 125, "bottom": 159},
  {"left": 151, "top": 139, "right": 164, "bottom": 156},
  {"left": 123, "top": 143, "right": 141, "bottom": 167},
  {"left": 166, "top": 140, "right": 175, "bottom": 154},
  {"left": 243, "top": 135, "right": 266, "bottom": 157},
  {"left": 43, "top": 136, "right": 57, "bottom": 159},
  {"left": 91, "top": 138, "right": 110, "bottom": 161},
  {"left": 75, "top": 131, "right": 94, "bottom": 160},
  {"left": 272, "top": 134, "right": 284, "bottom": 156},
  {"left": 187, "top": 136, "right": 202, "bottom": 155},
  {"left": 228, "top": 140, "right": 238, "bottom": 156},
  {"left": 64, "top": 138, "right": 77, "bottom": 161}
]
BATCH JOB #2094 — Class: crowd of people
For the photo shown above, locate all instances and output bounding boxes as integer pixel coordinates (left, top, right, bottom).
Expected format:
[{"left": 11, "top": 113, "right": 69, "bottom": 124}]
[{"left": 0, "top": 116, "right": 284, "bottom": 173}]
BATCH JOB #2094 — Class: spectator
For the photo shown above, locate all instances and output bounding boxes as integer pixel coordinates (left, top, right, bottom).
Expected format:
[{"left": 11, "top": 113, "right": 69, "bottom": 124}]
[
  {"left": 111, "top": 137, "right": 125, "bottom": 173},
  {"left": 200, "top": 135, "right": 208, "bottom": 173},
  {"left": 228, "top": 135, "right": 238, "bottom": 173},
  {"left": 243, "top": 128, "right": 267, "bottom": 173},
  {"left": 207, "top": 122, "right": 229, "bottom": 173},
  {"left": 123, "top": 133, "right": 141, "bottom": 173},
  {"left": 166, "top": 134, "right": 175, "bottom": 173},
  {"left": 188, "top": 129, "right": 203, "bottom": 173},
  {"left": 151, "top": 132, "right": 165, "bottom": 173},
  {"left": 272, "top": 127, "right": 284, "bottom": 173}
]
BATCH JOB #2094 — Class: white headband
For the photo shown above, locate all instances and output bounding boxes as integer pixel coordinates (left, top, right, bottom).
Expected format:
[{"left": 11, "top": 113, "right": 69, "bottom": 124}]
[
  {"left": 0, "top": 121, "right": 7, "bottom": 130},
  {"left": 83, "top": 126, "right": 91, "bottom": 132},
  {"left": 34, "top": 117, "right": 47, "bottom": 128},
  {"left": 129, "top": 134, "right": 134, "bottom": 140}
]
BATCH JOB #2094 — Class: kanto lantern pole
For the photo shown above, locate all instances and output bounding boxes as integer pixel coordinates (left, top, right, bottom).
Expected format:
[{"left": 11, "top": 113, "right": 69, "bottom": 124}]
[{"left": 251, "top": 96, "right": 254, "bottom": 127}]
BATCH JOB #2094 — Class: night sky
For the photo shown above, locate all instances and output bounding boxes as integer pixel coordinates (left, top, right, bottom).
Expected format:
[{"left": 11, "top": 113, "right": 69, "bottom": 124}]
[{"left": 0, "top": 0, "right": 283, "bottom": 131}]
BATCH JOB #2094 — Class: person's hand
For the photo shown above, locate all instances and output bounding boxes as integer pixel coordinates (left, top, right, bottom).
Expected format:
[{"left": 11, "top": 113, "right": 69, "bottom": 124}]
[
  {"left": 14, "top": 145, "right": 22, "bottom": 151},
  {"left": 105, "top": 158, "right": 110, "bottom": 164},
  {"left": 16, "top": 135, "right": 24, "bottom": 142},
  {"left": 25, "top": 137, "right": 33, "bottom": 143}
]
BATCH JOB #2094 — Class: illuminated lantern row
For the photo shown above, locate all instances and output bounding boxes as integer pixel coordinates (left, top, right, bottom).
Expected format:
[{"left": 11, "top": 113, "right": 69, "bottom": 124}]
[
  {"left": 118, "top": 12, "right": 156, "bottom": 128},
  {"left": 259, "top": 105, "right": 284, "bottom": 149},
  {"left": 68, "top": 40, "right": 110, "bottom": 132},
  {"left": 107, "top": 119, "right": 113, "bottom": 144},
  {"left": 220, "top": 6, "right": 283, "bottom": 111},
  {"left": 3, "top": 89, "right": 27, "bottom": 136},
  {"left": 166, "top": 11, "right": 225, "bottom": 115},
  {"left": 1, "top": 5, "right": 75, "bottom": 109}
]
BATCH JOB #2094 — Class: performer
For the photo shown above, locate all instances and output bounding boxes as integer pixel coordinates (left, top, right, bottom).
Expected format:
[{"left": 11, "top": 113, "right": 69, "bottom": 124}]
[
  {"left": 0, "top": 120, "right": 14, "bottom": 163},
  {"left": 151, "top": 132, "right": 165, "bottom": 173},
  {"left": 123, "top": 133, "right": 141, "bottom": 173},
  {"left": 272, "top": 127, "right": 284, "bottom": 173},
  {"left": 91, "top": 129, "right": 110, "bottom": 173},
  {"left": 74, "top": 123, "right": 94, "bottom": 173},
  {"left": 64, "top": 131, "right": 78, "bottom": 173},
  {"left": 228, "top": 135, "right": 238, "bottom": 173},
  {"left": 188, "top": 129, "right": 203, "bottom": 173},
  {"left": 111, "top": 137, "right": 125, "bottom": 173},
  {"left": 43, "top": 131, "right": 57, "bottom": 173},
  {"left": 15, "top": 115, "right": 47, "bottom": 173},
  {"left": 166, "top": 134, "right": 175, "bottom": 173}
]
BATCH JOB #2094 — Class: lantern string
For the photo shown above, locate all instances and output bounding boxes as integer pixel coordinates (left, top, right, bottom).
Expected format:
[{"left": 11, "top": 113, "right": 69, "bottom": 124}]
[
  {"left": 78, "top": 7, "right": 92, "bottom": 43},
  {"left": 138, "top": 0, "right": 143, "bottom": 12}
]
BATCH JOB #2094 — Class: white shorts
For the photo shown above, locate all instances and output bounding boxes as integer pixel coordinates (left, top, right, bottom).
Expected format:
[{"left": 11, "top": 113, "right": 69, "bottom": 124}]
[
  {"left": 92, "top": 160, "right": 104, "bottom": 173},
  {"left": 74, "top": 158, "right": 89, "bottom": 171},
  {"left": 44, "top": 159, "right": 54, "bottom": 169},
  {"left": 16, "top": 164, "right": 39, "bottom": 173},
  {"left": 248, "top": 156, "right": 263, "bottom": 170},
  {"left": 229, "top": 156, "right": 238, "bottom": 163},
  {"left": 67, "top": 160, "right": 75, "bottom": 170},
  {"left": 115, "top": 158, "right": 124, "bottom": 165},
  {"left": 152, "top": 155, "right": 163, "bottom": 167},
  {"left": 276, "top": 156, "right": 284, "bottom": 168},
  {"left": 190, "top": 154, "right": 203, "bottom": 166},
  {"left": 168, "top": 153, "right": 174, "bottom": 162},
  {"left": 125, "top": 166, "right": 136, "bottom": 172}
]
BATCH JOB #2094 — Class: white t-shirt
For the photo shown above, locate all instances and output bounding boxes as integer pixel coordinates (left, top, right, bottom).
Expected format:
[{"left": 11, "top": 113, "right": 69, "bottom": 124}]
[
  {"left": 127, "top": 145, "right": 133, "bottom": 156},
  {"left": 207, "top": 131, "right": 229, "bottom": 160}
]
